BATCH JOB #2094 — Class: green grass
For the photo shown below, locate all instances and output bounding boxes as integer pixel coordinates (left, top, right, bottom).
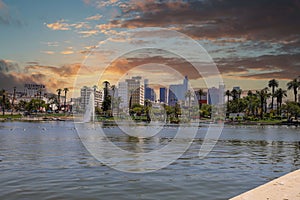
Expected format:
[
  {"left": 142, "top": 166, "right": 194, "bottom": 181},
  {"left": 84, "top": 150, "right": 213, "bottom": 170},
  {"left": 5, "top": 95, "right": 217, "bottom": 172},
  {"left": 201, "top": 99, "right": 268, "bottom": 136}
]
[{"left": 0, "top": 114, "right": 22, "bottom": 119}]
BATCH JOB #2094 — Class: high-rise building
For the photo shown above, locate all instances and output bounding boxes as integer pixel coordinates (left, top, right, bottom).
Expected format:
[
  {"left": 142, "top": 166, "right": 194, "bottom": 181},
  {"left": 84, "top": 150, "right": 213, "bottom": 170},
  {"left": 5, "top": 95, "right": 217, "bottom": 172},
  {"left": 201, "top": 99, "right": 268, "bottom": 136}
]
[
  {"left": 145, "top": 87, "right": 156, "bottom": 101},
  {"left": 118, "top": 81, "right": 128, "bottom": 109},
  {"left": 80, "top": 86, "right": 103, "bottom": 109},
  {"left": 168, "top": 76, "right": 189, "bottom": 106},
  {"left": 208, "top": 87, "right": 219, "bottom": 105},
  {"left": 168, "top": 85, "right": 182, "bottom": 106},
  {"left": 126, "top": 76, "right": 144, "bottom": 107},
  {"left": 159, "top": 87, "right": 167, "bottom": 103},
  {"left": 208, "top": 83, "right": 226, "bottom": 105}
]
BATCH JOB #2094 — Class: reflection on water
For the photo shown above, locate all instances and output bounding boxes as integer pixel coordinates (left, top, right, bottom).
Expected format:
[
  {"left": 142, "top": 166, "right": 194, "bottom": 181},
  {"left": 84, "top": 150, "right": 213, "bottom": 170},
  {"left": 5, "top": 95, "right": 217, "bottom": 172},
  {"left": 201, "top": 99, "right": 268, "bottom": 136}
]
[{"left": 0, "top": 122, "right": 299, "bottom": 200}]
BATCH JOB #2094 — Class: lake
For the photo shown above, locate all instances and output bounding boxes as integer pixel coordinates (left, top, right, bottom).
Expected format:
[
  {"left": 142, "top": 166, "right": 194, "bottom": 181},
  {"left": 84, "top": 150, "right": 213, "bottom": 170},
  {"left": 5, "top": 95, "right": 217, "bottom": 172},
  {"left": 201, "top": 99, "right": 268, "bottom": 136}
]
[{"left": 0, "top": 121, "right": 299, "bottom": 200}]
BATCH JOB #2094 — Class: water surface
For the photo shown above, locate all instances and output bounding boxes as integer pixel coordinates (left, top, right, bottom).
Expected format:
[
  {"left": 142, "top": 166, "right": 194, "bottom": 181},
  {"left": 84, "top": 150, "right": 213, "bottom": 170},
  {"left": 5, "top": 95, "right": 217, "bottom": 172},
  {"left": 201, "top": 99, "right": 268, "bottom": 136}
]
[{"left": 0, "top": 122, "right": 299, "bottom": 200}]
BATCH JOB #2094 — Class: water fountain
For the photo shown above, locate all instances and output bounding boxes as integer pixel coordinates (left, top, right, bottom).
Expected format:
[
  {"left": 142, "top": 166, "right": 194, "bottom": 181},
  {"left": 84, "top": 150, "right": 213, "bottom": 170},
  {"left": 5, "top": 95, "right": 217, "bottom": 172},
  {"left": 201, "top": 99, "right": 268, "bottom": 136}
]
[{"left": 83, "top": 92, "right": 95, "bottom": 123}]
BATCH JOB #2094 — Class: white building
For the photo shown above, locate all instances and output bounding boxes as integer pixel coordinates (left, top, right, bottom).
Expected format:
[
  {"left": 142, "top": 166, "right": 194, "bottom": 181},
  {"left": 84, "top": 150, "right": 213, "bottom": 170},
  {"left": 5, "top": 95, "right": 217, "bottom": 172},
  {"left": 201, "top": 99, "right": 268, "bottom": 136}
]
[
  {"left": 24, "top": 83, "right": 45, "bottom": 97},
  {"left": 80, "top": 86, "right": 103, "bottom": 109},
  {"left": 126, "top": 76, "right": 144, "bottom": 107}
]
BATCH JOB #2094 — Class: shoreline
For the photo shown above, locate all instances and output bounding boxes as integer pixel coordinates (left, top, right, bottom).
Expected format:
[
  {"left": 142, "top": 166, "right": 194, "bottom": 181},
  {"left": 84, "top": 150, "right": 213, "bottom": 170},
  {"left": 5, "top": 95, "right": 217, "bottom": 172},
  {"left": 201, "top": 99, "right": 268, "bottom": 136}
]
[
  {"left": 0, "top": 116, "right": 299, "bottom": 127},
  {"left": 230, "top": 169, "right": 300, "bottom": 200}
]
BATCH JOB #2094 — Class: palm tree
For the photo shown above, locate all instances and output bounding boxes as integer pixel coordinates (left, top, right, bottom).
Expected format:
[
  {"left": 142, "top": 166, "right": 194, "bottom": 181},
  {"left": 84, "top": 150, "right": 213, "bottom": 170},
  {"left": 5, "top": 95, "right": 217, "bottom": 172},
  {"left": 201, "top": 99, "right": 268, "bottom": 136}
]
[
  {"left": 231, "top": 89, "right": 239, "bottom": 100},
  {"left": 246, "top": 90, "right": 253, "bottom": 116},
  {"left": 196, "top": 89, "right": 205, "bottom": 107},
  {"left": 63, "top": 88, "right": 69, "bottom": 112},
  {"left": 225, "top": 90, "right": 231, "bottom": 115},
  {"left": 256, "top": 87, "right": 270, "bottom": 119},
  {"left": 56, "top": 88, "right": 62, "bottom": 110},
  {"left": 103, "top": 81, "right": 110, "bottom": 99},
  {"left": 287, "top": 78, "right": 300, "bottom": 103},
  {"left": 225, "top": 90, "right": 231, "bottom": 103},
  {"left": 1, "top": 89, "right": 6, "bottom": 116},
  {"left": 268, "top": 79, "right": 279, "bottom": 110},
  {"left": 102, "top": 81, "right": 111, "bottom": 113},
  {"left": 11, "top": 86, "right": 16, "bottom": 115},
  {"left": 274, "top": 88, "right": 287, "bottom": 115},
  {"left": 185, "top": 90, "right": 193, "bottom": 120}
]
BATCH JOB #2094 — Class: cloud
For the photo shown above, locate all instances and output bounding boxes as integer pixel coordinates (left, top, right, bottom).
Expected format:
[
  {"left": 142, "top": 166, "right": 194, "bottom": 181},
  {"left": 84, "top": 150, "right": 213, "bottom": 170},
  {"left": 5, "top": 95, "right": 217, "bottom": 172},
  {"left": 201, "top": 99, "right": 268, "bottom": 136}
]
[
  {"left": 41, "top": 51, "right": 55, "bottom": 55},
  {"left": 0, "top": 59, "right": 21, "bottom": 73},
  {"left": 73, "top": 21, "right": 91, "bottom": 29},
  {"left": 100, "top": 48, "right": 202, "bottom": 83},
  {"left": 216, "top": 53, "right": 300, "bottom": 80},
  {"left": 42, "top": 41, "right": 59, "bottom": 47},
  {"left": 85, "top": 0, "right": 120, "bottom": 8},
  {"left": 45, "top": 19, "right": 70, "bottom": 30},
  {"left": 80, "top": 45, "right": 97, "bottom": 54},
  {"left": 85, "top": 14, "right": 102, "bottom": 21},
  {"left": 26, "top": 63, "right": 81, "bottom": 78},
  {"left": 60, "top": 50, "right": 74, "bottom": 55},
  {"left": 26, "top": 61, "right": 39, "bottom": 65},
  {"left": 77, "top": 30, "right": 99, "bottom": 37},
  {"left": 111, "top": 0, "right": 300, "bottom": 43}
]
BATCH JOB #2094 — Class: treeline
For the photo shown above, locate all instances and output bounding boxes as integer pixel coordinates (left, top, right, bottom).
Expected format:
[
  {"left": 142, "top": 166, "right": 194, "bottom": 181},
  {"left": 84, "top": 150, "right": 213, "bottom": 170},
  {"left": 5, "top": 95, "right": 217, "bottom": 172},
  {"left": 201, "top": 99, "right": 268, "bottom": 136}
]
[{"left": 225, "top": 78, "right": 300, "bottom": 120}]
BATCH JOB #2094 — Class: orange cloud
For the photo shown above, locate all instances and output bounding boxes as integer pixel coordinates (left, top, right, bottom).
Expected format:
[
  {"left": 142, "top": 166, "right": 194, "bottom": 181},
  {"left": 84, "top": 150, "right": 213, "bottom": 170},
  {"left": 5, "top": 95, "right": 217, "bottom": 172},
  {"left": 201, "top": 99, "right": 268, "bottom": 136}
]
[
  {"left": 46, "top": 19, "right": 70, "bottom": 31},
  {"left": 60, "top": 50, "right": 74, "bottom": 55},
  {"left": 41, "top": 51, "right": 55, "bottom": 55}
]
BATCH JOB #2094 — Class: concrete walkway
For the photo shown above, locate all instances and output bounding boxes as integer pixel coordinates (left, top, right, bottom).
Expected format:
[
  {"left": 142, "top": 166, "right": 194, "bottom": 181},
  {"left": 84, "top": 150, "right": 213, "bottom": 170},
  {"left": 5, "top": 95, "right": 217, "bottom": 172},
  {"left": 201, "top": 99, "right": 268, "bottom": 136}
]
[{"left": 230, "top": 169, "right": 300, "bottom": 200}]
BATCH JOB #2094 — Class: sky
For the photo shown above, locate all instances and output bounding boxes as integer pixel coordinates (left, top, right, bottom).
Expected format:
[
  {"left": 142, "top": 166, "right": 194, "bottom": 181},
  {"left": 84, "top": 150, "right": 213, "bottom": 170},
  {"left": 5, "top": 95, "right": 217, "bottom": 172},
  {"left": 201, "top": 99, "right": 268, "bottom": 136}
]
[{"left": 0, "top": 0, "right": 299, "bottom": 98}]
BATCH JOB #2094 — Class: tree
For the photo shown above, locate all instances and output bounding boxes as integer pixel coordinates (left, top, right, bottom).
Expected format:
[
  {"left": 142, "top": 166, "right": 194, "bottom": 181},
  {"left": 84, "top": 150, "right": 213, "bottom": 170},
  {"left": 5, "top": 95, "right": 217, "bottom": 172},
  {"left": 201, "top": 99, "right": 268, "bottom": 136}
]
[
  {"left": 274, "top": 88, "right": 287, "bottom": 115},
  {"left": 287, "top": 78, "right": 300, "bottom": 103},
  {"left": 231, "top": 89, "right": 239, "bottom": 100},
  {"left": 268, "top": 79, "right": 279, "bottom": 110},
  {"left": 144, "top": 99, "right": 152, "bottom": 122},
  {"left": 63, "top": 88, "right": 69, "bottom": 112},
  {"left": 25, "top": 99, "right": 46, "bottom": 113},
  {"left": 237, "top": 89, "right": 242, "bottom": 99},
  {"left": 56, "top": 88, "right": 62, "bottom": 110},
  {"left": 225, "top": 90, "right": 231, "bottom": 114},
  {"left": 256, "top": 87, "right": 270, "bottom": 119},
  {"left": 16, "top": 100, "right": 27, "bottom": 111},
  {"left": 11, "top": 86, "right": 16, "bottom": 115},
  {"left": 245, "top": 91, "right": 260, "bottom": 117},
  {"left": 102, "top": 81, "right": 111, "bottom": 113},
  {"left": 103, "top": 81, "right": 110, "bottom": 99},
  {"left": 196, "top": 89, "right": 205, "bottom": 109},
  {"left": 225, "top": 90, "right": 231, "bottom": 103},
  {"left": 283, "top": 101, "right": 300, "bottom": 120},
  {"left": 0, "top": 89, "right": 6, "bottom": 115}
]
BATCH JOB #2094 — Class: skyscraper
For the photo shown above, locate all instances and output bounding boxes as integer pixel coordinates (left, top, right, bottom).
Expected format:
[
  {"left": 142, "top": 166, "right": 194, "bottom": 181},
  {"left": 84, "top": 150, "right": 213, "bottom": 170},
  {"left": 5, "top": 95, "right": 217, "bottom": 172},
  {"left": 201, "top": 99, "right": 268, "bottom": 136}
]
[
  {"left": 168, "top": 76, "right": 189, "bottom": 105},
  {"left": 126, "top": 76, "right": 144, "bottom": 107},
  {"left": 118, "top": 81, "right": 128, "bottom": 109},
  {"left": 159, "top": 87, "right": 167, "bottom": 103}
]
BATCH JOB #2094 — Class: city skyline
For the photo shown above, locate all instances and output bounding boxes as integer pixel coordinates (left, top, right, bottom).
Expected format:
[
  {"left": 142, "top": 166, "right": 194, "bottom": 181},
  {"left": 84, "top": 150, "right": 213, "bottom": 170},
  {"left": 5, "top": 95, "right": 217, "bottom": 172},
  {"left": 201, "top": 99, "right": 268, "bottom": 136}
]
[{"left": 0, "top": 0, "right": 299, "bottom": 99}]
